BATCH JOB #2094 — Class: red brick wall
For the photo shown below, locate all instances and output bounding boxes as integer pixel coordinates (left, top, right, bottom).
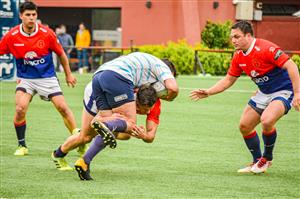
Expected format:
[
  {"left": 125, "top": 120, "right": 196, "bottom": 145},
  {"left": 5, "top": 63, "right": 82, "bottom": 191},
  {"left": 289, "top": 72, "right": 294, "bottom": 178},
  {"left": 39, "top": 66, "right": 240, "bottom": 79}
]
[
  {"left": 254, "top": 17, "right": 300, "bottom": 51},
  {"left": 34, "top": 0, "right": 300, "bottom": 50}
]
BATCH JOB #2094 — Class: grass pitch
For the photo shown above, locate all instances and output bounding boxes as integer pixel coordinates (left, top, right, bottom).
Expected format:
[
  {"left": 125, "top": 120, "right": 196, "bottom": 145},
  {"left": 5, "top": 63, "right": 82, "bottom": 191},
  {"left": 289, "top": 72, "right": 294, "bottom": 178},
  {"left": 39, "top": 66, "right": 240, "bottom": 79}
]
[{"left": 0, "top": 74, "right": 299, "bottom": 199}]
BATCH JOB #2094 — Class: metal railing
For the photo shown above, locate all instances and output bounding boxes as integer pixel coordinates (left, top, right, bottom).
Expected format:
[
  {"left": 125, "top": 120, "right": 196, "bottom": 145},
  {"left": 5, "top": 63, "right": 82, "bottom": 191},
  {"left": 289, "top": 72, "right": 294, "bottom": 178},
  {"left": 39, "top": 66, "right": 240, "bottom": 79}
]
[
  {"left": 65, "top": 46, "right": 138, "bottom": 71},
  {"left": 194, "top": 49, "right": 300, "bottom": 75}
]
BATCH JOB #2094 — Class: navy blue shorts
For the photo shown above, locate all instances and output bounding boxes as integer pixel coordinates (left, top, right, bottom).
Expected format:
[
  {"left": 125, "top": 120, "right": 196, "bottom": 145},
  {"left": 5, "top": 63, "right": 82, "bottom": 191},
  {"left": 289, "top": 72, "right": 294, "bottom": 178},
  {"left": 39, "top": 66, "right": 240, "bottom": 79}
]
[{"left": 92, "top": 70, "right": 135, "bottom": 110}]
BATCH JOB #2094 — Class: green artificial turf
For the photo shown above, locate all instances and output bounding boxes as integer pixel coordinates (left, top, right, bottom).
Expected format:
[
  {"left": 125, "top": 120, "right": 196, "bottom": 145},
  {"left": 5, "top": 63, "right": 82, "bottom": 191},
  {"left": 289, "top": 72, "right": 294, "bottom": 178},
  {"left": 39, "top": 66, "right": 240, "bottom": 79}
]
[{"left": 1, "top": 73, "right": 299, "bottom": 199}]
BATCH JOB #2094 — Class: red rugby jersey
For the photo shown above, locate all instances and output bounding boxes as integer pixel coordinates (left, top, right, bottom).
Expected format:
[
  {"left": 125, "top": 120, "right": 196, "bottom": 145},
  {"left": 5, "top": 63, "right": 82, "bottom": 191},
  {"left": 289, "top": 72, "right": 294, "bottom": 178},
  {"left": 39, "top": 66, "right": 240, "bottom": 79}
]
[
  {"left": 228, "top": 38, "right": 289, "bottom": 77},
  {"left": 228, "top": 38, "right": 292, "bottom": 94},
  {"left": 0, "top": 23, "right": 64, "bottom": 78},
  {"left": 147, "top": 99, "right": 161, "bottom": 124}
]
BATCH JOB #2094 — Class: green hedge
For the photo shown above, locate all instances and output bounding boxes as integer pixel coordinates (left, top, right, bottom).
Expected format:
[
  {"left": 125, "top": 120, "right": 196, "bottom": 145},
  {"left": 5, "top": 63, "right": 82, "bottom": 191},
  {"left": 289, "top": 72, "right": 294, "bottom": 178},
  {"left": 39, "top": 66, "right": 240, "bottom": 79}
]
[
  {"left": 197, "top": 52, "right": 232, "bottom": 76},
  {"left": 138, "top": 40, "right": 232, "bottom": 75},
  {"left": 201, "top": 20, "right": 233, "bottom": 49},
  {"left": 138, "top": 41, "right": 300, "bottom": 76},
  {"left": 139, "top": 40, "right": 195, "bottom": 75}
]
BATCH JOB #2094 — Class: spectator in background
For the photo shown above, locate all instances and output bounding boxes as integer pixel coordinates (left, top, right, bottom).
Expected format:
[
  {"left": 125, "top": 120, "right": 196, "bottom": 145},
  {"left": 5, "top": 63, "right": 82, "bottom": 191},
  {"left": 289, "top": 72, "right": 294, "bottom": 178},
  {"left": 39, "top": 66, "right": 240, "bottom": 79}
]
[
  {"left": 57, "top": 24, "right": 74, "bottom": 71},
  {"left": 58, "top": 24, "right": 74, "bottom": 58},
  {"left": 37, "top": 18, "right": 49, "bottom": 28},
  {"left": 75, "top": 22, "right": 91, "bottom": 74}
]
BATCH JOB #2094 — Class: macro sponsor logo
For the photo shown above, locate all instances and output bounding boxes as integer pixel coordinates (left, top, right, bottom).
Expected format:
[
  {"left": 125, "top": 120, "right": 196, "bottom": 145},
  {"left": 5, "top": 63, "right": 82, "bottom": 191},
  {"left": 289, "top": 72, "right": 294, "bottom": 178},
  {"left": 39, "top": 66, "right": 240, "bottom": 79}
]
[
  {"left": 24, "top": 59, "right": 46, "bottom": 66},
  {"left": 252, "top": 76, "right": 269, "bottom": 84},
  {"left": 24, "top": 51, "right": 45, "bottom": 66}
]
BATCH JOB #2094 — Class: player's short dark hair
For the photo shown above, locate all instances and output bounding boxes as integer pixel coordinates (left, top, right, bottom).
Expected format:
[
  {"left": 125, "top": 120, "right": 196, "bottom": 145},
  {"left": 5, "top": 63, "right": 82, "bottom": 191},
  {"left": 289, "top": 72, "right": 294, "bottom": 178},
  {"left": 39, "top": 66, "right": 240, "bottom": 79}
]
[
  {"left": 161, "top": 58, "right": 177, "bottom": 78},
  {"left": 231, "top": 20, "right": 253, "bottom": 36},
  {"left": 19, "top": 1, "right": 38, "bottom": 14},
  {"left": 137, "top": 84, "right": 158, "bottom": 107}
]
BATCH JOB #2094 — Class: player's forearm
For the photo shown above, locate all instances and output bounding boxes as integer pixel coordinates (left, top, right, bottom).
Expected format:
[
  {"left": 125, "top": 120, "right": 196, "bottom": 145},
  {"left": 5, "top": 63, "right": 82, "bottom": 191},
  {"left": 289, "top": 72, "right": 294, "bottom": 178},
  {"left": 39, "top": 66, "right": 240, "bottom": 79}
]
[
  {"left": 166, "top": 89, "right": 178, "bottom": 101},
  {"left": 142, "top": 122, "right": 158, "bottom": 143},
  {"left": 142, "top": 129, "right": 156, "bottom": 143},
  {"left": 58, "top": 53, "right": 72, "bottom": 76},
  {"left": 207, "top": 74, "right": 237, "bottom": 96},
  {"left": 165, "top": 78, "right": 179, "bottom": 101}
]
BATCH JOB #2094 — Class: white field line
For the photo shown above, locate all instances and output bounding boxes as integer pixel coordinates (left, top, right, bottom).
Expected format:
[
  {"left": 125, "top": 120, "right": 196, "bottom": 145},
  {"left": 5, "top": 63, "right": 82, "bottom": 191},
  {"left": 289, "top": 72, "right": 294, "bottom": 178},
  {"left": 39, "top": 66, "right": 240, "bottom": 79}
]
[{"left": 180, "top": 87, "right": 254, "bottom": 93}]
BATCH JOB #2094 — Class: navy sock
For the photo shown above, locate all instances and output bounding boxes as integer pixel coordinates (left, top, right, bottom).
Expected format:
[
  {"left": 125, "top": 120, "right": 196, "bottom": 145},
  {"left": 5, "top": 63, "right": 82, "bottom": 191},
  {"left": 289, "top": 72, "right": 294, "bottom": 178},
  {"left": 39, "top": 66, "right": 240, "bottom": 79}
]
[
  {"left": 262, "top": 129, "right": 277, "bottom": 161},
  {"left": 103, "top": 119, "right": 127, "bottom": 132},
  {"left": 83, "top": 136, "right": 106, "bottom": 165},
  {"left": 243, "top": 131, "right": 262, "bottom": 163},
  {"left": 54, "top": 146, "right": 67, "bottom": 158},
  {"left": 14, "top": 121, "right": 26, "bottom": 147}
]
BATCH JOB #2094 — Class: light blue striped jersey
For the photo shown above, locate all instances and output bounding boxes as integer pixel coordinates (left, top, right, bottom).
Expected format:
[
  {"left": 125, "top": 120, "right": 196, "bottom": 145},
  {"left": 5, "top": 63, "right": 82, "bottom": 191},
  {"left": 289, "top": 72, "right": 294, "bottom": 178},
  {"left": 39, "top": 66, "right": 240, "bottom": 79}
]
[{"left": 94, "top": 52, "right": 174, "bottom": 87}]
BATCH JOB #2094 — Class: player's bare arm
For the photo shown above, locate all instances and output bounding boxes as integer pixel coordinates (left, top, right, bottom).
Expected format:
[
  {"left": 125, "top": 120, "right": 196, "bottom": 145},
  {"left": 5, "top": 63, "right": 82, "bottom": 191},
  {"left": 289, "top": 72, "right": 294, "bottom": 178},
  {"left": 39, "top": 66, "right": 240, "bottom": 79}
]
[
  {"left": 59, "top": 52, "right": 77, "bottom": 87},
  {"left": 283, "top": 59, "right": 300, "bottom": 111},
  {"left": 164, "top": 78, "right": 179, "bottom": 101},
  {"left": 144, "top": 120, "right": 158, "bottom": 143},
  {"left": 190, "top": 74, "right": 238, "bottom": 101}
]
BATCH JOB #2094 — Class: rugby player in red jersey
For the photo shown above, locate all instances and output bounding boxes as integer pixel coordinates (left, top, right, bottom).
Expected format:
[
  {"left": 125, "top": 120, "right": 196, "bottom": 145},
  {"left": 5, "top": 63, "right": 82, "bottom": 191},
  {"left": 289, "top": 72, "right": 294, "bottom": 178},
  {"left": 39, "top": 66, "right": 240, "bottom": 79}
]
[
  {"left": 190, "top": 21, "right": 300, "bottom": 174},
  {"left": 0, "top": 2, "right": 81, "bottom": 156}
]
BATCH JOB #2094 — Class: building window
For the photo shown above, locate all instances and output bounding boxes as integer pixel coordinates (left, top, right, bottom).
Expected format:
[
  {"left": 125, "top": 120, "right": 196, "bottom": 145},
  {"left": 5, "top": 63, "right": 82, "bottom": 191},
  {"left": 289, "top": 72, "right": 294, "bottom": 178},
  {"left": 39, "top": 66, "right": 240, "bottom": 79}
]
[
  {"left": 263, "top": 4, "right": 300, "bottom": 16},
  {"left": 92, "top": 8, "right": 121, "bottom": 47}
]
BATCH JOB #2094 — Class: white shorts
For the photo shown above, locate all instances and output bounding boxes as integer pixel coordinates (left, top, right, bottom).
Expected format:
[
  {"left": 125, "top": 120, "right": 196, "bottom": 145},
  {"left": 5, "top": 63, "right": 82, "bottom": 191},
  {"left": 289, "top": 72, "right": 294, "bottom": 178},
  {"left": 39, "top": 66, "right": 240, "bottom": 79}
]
[
  {"left": 16, "top": 77, "right": 63, "bottom": 101},
  {"left": 83, "top": 81, "right": 138, "bottom": 116},
  {"left": 248, "top": 89, "right": 293, "bottom": 115},
  {"left": 83, "top": 81, "right": 98, "bottom": 116}
]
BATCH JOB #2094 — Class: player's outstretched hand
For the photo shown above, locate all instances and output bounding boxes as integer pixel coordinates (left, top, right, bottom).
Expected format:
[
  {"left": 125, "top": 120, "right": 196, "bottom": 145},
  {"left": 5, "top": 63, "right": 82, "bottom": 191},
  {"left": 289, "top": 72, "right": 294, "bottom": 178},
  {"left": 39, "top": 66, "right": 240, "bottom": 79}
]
[
  {"left": 66, "top": 74, "right": 77, "bottom": 88},
  {"left": 190, "top": 89, "right": 209, "bottom": 101},
  {"left": 292, "top": 93, "right": 300, "bottom": 111}
]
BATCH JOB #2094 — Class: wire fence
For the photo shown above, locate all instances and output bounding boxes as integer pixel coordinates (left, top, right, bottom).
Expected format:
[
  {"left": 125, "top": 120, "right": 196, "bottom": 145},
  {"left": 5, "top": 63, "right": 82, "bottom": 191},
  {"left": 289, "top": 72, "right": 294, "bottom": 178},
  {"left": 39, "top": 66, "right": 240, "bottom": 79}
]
[{"left": 60, "top": 46, "right": 300, "bottom": 74}]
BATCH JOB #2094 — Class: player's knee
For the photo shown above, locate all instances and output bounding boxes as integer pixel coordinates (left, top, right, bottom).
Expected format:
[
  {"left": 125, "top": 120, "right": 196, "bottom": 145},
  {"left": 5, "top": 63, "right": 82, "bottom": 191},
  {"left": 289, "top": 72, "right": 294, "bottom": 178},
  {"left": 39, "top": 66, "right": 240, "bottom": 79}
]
[
  {"left": 239, "top": 123, "right": 251, "bottom": 135},
  {"left": 83, "top": 136, "right": 93, "bottom": 143},
  {"left": 15, "top": 105, "right": 26, "bottom": 117},
  {"left": 79, "top": 134, "right": 93, "bottom": 144},
  {"left": 260, "top": 117, "right": 275, "bottom": 131}
]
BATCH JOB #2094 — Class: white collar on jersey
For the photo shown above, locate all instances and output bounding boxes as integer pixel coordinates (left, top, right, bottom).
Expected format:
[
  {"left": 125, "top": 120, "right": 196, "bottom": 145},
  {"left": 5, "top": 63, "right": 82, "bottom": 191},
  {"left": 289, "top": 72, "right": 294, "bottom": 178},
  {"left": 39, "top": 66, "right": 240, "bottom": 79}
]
[
  {"left": 19, "top": 22, "right": 39, "bottom": 37},
  {"left": 243, "top": 38, "right": 256, "bottom": 56}
]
